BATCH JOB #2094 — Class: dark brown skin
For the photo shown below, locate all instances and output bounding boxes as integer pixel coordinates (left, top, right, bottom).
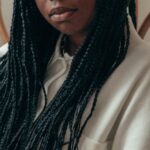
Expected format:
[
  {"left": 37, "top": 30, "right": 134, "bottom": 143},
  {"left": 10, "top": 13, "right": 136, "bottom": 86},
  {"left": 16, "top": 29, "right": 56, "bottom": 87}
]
[{"left": 35, "top": 0, "right": 96, "bottom": 55}]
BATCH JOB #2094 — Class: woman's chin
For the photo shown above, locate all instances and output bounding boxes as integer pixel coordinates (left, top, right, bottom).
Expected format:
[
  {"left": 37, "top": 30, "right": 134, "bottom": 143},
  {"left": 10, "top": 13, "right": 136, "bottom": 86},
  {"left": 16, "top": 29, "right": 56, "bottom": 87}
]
[{"left": 55, "top": 28, "right": 77, "bottom": 35}]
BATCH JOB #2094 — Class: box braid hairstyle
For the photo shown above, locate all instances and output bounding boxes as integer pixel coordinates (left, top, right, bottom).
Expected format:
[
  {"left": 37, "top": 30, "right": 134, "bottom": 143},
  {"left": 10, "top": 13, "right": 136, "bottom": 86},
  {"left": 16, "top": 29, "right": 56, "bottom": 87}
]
[{"left": 0, "top": 0, "right": 136, "bottom": 149}]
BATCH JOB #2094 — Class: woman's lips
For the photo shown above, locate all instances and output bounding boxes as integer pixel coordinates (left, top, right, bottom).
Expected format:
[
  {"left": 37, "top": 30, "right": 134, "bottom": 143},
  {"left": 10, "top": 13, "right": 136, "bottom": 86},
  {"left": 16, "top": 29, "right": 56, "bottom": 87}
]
[{"left": 49, "top": 7, "right": 78, "bottom": 22}]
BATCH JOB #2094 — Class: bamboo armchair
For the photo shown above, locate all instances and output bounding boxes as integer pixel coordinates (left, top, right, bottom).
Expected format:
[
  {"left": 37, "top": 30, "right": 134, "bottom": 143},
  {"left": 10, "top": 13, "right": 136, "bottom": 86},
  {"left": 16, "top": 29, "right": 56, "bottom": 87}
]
[
  {"left": 0, "top": 1, "right": 9, "bottom": 43},
  {"left": 138, "top": 12, "right": 150, "bottom": 38}
]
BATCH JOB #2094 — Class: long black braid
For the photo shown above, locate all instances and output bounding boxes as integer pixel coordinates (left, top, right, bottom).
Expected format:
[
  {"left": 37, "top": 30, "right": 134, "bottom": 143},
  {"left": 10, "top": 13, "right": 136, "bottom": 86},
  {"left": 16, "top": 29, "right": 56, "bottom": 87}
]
[
  {"left": 0, "top": 0, "right": 136, "bottom": 149},
  {"left": 129, "top": 0, "right": 137, "bottom": 29}
]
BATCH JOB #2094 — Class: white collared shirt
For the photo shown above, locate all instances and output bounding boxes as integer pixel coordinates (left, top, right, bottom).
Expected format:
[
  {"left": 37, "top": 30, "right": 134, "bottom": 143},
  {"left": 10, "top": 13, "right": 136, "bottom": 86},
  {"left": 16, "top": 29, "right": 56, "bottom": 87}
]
[{"left": 35, "top": 34, "right": 73, "bottom": 119}]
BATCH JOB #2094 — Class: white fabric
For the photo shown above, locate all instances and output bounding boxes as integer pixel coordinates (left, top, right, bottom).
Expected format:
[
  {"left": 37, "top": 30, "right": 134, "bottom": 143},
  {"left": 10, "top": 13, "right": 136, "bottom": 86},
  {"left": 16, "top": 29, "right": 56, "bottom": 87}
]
[
  {"left": 0, "top": 43, "right": 8, "bottom": 57},
  {"left": 35, "top": 36, "right": 73, "bottom": 119},
  {"left": 0, "top": 15, "right": 150, "bottom": 150}
]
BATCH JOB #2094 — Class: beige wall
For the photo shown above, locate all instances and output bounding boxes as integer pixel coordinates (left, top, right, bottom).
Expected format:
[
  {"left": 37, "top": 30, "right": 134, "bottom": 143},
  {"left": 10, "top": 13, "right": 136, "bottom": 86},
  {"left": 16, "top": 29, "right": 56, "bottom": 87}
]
[{"left": 0, "top": 0, "right": 150, "bottom": 45}]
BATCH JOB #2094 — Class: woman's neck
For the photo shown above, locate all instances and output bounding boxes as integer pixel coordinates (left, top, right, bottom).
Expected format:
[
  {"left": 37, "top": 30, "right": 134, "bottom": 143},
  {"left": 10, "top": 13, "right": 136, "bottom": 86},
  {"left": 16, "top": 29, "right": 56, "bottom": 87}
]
[{"left": 67, "top": 32, "right": 87, "bottom": 56}]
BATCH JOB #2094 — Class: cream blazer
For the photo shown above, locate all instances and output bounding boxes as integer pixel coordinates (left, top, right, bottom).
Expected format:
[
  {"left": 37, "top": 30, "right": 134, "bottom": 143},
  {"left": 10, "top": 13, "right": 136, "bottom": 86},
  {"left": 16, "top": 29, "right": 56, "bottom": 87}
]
[{"left": 0, "top": 16, "right": 150, "bottom": 150}]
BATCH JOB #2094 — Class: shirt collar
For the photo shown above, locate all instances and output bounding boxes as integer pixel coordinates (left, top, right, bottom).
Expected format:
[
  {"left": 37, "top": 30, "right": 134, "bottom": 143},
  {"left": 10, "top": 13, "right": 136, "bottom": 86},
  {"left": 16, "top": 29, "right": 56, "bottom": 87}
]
[{"left": 48, "top": 33, "right": 73, "bottom": 66}]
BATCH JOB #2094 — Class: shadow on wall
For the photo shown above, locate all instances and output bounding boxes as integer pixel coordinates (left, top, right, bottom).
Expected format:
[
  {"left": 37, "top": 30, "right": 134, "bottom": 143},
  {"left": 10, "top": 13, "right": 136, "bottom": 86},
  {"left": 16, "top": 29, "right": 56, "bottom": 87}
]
[{"left": 0, "top": 0, "right": 149, "bottom": 46}]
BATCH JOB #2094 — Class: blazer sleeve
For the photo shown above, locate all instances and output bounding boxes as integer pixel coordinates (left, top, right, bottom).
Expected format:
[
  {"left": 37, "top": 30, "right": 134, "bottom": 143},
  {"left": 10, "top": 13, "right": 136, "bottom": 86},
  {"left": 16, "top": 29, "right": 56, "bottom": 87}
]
[{"left": 112, "top": 66, "right": 150, "bottom": 150}]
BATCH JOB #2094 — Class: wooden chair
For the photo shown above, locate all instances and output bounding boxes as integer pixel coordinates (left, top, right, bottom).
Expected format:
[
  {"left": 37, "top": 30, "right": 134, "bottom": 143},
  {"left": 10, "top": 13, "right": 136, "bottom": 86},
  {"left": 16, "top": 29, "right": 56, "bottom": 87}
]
[
  {"left": 138, "top": 13, "right": 150, "bottom": 38},
  {"left": 0, "top": 1, "right": 9, "bottom": 43}
]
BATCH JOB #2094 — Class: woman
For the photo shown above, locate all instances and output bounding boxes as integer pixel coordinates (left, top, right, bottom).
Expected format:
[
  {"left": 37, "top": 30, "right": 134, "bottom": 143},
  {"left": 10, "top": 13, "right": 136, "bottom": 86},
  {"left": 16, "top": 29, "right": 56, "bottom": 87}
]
[{"left": 0, "top": 0, "right": 150, "bottom": 149}]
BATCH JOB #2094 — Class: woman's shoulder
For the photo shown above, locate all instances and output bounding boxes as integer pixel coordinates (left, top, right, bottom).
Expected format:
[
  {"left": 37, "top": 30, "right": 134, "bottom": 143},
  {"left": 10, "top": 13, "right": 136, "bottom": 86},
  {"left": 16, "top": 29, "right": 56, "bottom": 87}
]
[
  {"left": 134, "top": 40, "right": 150, "bottom": 54},
  {"left": 0, "top": 43, "right": 9, "bottom": 58},
  {"left": 127, "top": 36, "right": 150, "bottom": 67}
]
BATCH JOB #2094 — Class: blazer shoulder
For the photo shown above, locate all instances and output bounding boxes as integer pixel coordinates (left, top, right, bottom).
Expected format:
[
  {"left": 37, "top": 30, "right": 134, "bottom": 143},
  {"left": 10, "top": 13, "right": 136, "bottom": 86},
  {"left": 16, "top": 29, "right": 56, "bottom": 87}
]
[
  {"left": 0, "top": 43, "right": 9, "bottom": 58},
  {"left": 129, "top": 39, "right": 150, "bottom": 64},
  {"left": 136, "top": 40, "right": 150, "bottom": 55},
  {"left": 139, "top": 40, "right": 150, "bottom": 53}
]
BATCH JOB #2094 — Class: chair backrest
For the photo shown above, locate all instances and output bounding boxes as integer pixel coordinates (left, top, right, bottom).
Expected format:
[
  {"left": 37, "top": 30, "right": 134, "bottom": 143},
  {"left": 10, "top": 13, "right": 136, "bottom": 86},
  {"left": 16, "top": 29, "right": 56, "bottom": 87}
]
[
  {"left": 138, "top": 13, "right": 150, "bottom": 38},
  {"left": 0, "top": 1, "right": 9, "bottom": 43}
]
